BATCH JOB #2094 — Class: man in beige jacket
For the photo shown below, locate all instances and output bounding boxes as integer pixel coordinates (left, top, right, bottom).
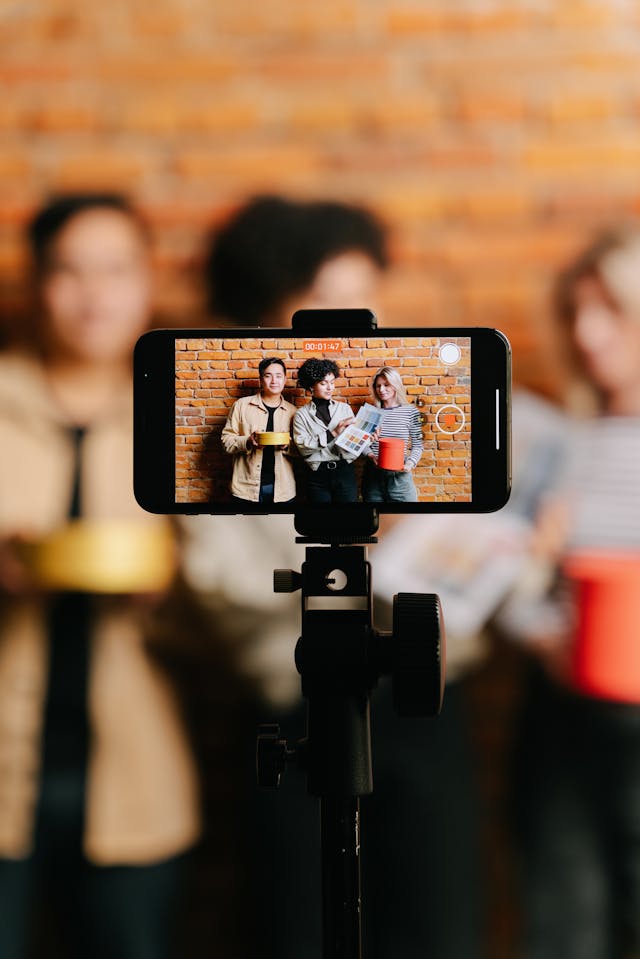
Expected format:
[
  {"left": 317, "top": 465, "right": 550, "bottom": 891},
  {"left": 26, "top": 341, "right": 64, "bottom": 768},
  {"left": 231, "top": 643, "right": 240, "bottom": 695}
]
[{"left": 221, "top": 357, "right": 297, "bottom": 504}]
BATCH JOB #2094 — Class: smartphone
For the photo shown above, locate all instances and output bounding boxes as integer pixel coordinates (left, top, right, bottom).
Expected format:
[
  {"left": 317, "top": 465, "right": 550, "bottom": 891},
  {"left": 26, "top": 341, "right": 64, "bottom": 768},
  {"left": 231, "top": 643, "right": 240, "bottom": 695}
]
[{"left": 134, "top": 326, "right": 511, "bottom": 514}]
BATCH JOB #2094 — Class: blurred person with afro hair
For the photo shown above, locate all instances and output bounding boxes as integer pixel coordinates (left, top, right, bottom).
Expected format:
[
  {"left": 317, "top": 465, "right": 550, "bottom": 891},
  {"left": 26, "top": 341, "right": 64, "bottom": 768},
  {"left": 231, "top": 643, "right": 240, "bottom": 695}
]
[{"left": 203, "top": 195, "right": 388, "bottom": 327}]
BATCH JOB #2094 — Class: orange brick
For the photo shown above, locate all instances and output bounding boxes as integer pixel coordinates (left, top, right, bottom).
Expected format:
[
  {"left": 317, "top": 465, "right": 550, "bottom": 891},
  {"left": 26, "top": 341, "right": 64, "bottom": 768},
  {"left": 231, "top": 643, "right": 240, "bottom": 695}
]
[
  {"left": 424, "top": 142, "right": 498, "bottom": 169},
  {"left": 131, "top": 11, "right": 190, "bottom": 37},
  {"left": 289, "top": 99, "right": 357, "bottom": 134},
  {"left": 385, "top": 9, "right": 446, "bottom": 35},
  {"left": 546, "top": 95, "right": 616, "bottom": 125},
  {"left": 550, "top": 4, "right": 615, "bottom": 28},
  {"left": 29, "top": 102, "right": 98, "bottom": 132},
  {"left": 51, "top": 152, "right": 152, "bottom": 189},
  {"left": 523, "top": 139, "right": 640, "bottom": 171},
  {"left": 566, "top": 50, "right": 638, "bottom": 72},
  {"left": 387, "top": 7, "right": 526, "bottom": 35},
  {"left": 197, "top": 351, "right": 229, "bottom": 360},
  {"left": 459, "top": 190, "right": 534, "bottom": 222},
  {"left": 459, "top": 9, "right": 529, "bottom": 32},
  {"left": 217, "top": 4, "right": 358, "bottom": 37},
  {"left": 258, "top": 53, "right": 387, "bottom": 85},
  {"left": 97, "top": 55, "right": 235, "bottom": 85},
  {"left": 377, "top": 187, "right": 448, "bottom": 223},
  {"left": 181, "top": 103, "right": 259, "bottom": 134},
  {"left": 1, "top": 60, "right": 72, "bottom": 82},
  {"left": 0, "top": 243, "right": 26, "bottom": 272},
  {"left": 120, "top": 98, "right": 181, "bottom": 135},
  {"left": 544, "top": 190, "right": 625, "bottom": 220},
  {"left": 0, "top": 99, "right": 27, "bottom": 130},
  {"left": 0, "top": 154, "right": 30, "bottom": 178},
  {"left": 456, "top": 93, "right": 525, "bottom": 124},
  {"left": 365, "top": 95, "right": 440, "bottom": 133},
  {"left": 175, "top": 146, "right": 320, "bottom": 181}
]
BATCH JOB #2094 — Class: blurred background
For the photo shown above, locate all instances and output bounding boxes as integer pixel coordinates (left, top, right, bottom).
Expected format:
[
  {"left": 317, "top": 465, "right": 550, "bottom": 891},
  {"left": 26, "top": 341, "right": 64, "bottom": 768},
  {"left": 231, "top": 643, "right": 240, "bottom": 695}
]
[
  {"left": 3, "top": 0, "right": 640, "bottom": 391},
  {"left": 2, "top": 1, "right": 640, "bottom": 956}
]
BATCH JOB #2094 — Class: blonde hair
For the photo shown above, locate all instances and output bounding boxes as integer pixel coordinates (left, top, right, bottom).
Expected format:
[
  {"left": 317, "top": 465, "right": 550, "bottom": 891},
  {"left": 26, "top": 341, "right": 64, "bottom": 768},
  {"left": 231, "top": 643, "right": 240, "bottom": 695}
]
[
  {"left": 555, "top": 226, "right": 640, "bottom": 412},
  {"left": 371, "top": 366, "right": 408, "bottom": 406}
]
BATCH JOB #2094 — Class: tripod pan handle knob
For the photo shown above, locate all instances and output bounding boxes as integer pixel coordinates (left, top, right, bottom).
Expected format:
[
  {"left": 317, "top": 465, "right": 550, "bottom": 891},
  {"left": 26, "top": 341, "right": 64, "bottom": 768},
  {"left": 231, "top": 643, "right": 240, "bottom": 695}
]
[
  {"left": 392, "top": 593, "right": 445, "bottom": 717},
  {"left": 273, "top": 569, "right": 302, "bottom": 593}
]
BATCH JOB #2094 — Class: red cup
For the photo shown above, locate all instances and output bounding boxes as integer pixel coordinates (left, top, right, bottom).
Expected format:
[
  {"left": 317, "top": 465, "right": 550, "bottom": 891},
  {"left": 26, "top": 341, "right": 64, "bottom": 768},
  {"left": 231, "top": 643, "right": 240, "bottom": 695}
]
[
  {"left": 377, "top": 437, "right": 405, "bottom": 471},
  {"left": 563, "top": 551, "right": 640, "bottom": 702}
]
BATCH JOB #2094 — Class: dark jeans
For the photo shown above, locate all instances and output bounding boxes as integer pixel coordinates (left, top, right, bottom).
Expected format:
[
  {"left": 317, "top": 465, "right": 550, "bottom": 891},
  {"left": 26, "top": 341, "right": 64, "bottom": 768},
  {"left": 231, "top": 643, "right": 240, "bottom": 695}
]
[
  {"left": 306, "top": 461, "right": 357, "bottom": 504},
  {"left": 249, "top": 679, "right": 483, "bottom": 959},
  {"left": 0, "top": 769, "right": 189, "bottom": 959},
  {"left": 513, "top": 669, "right": 640, "bottom": 959}
]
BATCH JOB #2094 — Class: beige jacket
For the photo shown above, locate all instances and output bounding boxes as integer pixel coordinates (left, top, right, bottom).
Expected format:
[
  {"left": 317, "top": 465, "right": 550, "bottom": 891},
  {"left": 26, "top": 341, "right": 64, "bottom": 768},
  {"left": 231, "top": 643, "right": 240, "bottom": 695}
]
[
  {"left": 0, "top": 351, "right": 201, "bottom": 864},
  {"left": 221, "top": 392, "right": 297, "bottom": 502}
]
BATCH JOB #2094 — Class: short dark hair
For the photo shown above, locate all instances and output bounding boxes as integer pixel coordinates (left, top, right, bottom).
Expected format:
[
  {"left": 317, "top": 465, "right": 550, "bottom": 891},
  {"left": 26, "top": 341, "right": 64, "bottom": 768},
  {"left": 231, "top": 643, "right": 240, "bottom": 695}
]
[
  {"left": 28, "top": 193, "right": 149, "bottom": 273},
  {"left": 258, "top": 356, "right": 286, "bottom": 378},
  {"left": 297, "top": 358, "right": 340, "bottom": 390},
  {"left": 204, "top": 195, "right": 388, "bottom": 325}
]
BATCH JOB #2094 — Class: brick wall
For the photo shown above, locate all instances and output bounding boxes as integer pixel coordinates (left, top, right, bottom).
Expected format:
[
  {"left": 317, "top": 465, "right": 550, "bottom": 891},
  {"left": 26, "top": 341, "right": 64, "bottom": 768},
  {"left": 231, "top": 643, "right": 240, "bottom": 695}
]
[
  {"left": 176, "top": 336, "right": 470, "bottom": 503},
  {"left": 3, "top": 1, "right": 640, "bottom": 397}
]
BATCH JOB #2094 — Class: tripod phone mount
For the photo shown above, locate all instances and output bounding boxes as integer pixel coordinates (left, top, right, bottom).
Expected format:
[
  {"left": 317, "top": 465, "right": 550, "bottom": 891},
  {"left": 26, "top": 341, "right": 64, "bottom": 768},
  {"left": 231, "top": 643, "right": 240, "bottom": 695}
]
[{"left": 255, "top": 310, "right": 446, "bottom": 959}]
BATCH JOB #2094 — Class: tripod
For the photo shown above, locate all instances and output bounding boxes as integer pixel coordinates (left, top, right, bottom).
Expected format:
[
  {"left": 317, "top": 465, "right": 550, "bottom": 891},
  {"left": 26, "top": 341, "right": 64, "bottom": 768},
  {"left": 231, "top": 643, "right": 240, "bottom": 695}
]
[{"left": 257, "top": 508, "right": 444, "bottom": 959}]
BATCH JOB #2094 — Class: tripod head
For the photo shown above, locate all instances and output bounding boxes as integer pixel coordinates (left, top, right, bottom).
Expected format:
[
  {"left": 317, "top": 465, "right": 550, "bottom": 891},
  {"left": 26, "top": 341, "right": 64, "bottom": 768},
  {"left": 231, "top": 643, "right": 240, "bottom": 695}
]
[{"left": 258, "top": 535, "right": 444, "bottom": 792}]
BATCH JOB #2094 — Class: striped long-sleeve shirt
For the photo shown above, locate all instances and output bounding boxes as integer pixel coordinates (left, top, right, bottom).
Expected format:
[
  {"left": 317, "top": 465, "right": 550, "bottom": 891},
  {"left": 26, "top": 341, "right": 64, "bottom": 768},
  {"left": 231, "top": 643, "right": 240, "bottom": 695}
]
[
  {"left": 369, "top": 404, "right": 424, "bottom": 469},
  {"left": 498, "top": 414, "right": 640, "bottom": 644},
  {"left": 562, "top": 417, "right": 640, "bottom": 552}
]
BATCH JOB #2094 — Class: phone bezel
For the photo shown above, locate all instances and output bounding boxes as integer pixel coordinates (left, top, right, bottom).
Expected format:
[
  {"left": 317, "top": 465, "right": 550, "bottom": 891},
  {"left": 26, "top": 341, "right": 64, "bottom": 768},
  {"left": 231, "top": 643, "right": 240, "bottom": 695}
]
[{"left": 134, "top": 326, "right": 511, "bottom": 515}]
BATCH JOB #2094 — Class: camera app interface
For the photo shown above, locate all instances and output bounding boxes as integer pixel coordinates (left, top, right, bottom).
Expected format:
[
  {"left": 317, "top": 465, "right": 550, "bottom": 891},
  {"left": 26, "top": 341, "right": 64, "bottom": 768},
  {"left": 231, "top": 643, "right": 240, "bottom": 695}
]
[{"left": 175, "top": 335, "right": 471, "bottom": 506}]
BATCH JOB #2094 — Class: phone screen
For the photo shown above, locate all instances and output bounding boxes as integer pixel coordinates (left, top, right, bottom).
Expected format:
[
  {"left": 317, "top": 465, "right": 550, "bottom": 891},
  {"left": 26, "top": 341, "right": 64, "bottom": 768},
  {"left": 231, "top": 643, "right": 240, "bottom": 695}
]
[
  {"left": 174, "top": 333, "right": 473, "bottom": 507},
  {"left": 134, "top": 325, "right": 510, "bottom": 514}
]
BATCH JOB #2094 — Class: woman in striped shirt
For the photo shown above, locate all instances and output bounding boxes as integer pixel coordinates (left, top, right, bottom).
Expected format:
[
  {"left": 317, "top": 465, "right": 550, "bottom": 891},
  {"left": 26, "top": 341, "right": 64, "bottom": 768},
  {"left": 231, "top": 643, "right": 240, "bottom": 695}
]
[
  {"left": 362, "top": 366, "right": 424, "bottom": 502},
  {"left": 511, "top": 228, "right": 640, "bottom": 959}
]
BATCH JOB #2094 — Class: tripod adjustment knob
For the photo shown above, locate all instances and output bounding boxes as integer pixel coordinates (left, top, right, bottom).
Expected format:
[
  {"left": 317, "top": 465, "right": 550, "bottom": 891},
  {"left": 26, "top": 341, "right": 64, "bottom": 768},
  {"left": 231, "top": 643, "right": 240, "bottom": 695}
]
[
  {"left": 392, "top": 593, "right": 445, "bottom": 718},
  {"left": 256, "top": 724, "right": 289, "bottom": 788},
  {"left": 274, "top": 569, "right": 303, "bottom": 593}
]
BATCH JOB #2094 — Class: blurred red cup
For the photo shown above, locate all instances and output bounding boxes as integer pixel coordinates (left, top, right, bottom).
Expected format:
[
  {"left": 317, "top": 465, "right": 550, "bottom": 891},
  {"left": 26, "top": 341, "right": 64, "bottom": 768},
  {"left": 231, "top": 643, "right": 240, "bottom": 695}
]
[{"left": 563, "top": 551, "right": 640, "bottom": 702}]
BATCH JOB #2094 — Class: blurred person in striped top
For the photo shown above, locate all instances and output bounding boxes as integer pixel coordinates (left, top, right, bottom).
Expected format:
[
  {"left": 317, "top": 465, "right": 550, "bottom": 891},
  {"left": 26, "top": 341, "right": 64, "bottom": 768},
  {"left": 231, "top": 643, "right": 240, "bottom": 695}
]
[{"left": 507, "top": 227, "right": 640, "bottom": 959}]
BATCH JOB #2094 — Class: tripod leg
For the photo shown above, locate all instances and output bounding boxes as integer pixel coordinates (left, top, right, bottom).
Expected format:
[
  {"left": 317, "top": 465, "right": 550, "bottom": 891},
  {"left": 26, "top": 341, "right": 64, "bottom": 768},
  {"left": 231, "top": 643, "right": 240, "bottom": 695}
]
[{"left": 320, "top": 796, "right": 362, "bottom": 959}]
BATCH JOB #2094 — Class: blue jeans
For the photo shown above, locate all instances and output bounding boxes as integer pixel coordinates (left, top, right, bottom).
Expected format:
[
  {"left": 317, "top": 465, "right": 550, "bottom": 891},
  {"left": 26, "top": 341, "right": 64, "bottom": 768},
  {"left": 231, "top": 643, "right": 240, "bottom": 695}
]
[{"left": 362, "top": 464, "right": 418, "bottom": 502}]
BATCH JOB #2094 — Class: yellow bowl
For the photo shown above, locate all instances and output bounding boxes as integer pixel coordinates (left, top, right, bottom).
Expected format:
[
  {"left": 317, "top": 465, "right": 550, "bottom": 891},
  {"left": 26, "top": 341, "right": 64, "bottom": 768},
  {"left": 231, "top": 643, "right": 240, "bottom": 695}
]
[
  {"left": 18, "top": 519, "right": 176, "bottom": 593},
  {"left": 256, "top": 431, "right": 290, "bottom": 446}
]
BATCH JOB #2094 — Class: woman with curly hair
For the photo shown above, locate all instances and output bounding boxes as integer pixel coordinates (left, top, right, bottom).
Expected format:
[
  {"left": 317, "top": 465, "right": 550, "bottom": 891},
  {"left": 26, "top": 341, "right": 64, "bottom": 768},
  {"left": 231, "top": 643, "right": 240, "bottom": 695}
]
[{"left": 293, "top": 358, "right": 359, "bottom": 503}]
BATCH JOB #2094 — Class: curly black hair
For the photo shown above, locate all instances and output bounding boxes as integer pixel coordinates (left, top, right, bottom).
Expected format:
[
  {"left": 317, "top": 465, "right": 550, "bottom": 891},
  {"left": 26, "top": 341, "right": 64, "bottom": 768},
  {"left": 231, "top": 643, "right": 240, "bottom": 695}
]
[
  {"left": 203, "top": 195, "right": 388, "bottom": 325},
  {"left": 297, "top": 358, "right": 340, "bottom": 390}
]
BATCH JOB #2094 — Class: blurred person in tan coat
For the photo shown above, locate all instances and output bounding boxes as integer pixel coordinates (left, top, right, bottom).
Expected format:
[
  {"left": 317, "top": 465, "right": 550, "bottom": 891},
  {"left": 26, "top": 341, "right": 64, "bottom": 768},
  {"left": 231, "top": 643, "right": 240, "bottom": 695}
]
[{"left": 0, "top": 195, "right": 201, "bottom": 959}]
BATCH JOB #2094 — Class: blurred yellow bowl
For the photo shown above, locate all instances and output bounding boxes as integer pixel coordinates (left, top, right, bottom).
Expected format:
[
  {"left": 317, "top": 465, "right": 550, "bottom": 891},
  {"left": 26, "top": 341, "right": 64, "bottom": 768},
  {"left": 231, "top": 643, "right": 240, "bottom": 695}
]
[
  {"left": 18, "top": 520, "right": 176, "bottom": 593},
  {"left": 256, "top": 431, "right": 290, "bottom": 446}
]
